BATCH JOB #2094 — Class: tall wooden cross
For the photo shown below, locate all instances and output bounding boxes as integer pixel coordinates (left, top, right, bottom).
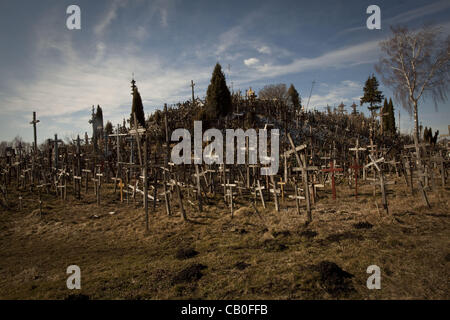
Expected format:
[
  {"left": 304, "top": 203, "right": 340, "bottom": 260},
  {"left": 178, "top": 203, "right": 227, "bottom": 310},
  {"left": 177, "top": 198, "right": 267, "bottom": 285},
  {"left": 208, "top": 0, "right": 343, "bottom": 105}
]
[
  {"left": 321, "top": 161, "right": 343, "bottom": 200},
  {"left": 73, "top": 135, "right": 82, "bottom": 176},
  {"left": 29, "top": 112, "right": 40, "bottom": 153},
  {"left": 191, "top": 80, "right": 195, "bottom": 106},
  {"left": 109, "top": 124, "right": 127, "bottom": 164},
  {"left": 366, "top": 155, "right": 391, "bottom": 213},
  {"left": 49, "top": 134, "right": 63, "bottom": 169},
  {"left": 349, "top": 160, "right": 363, "bottom": 199},
  {"left": 287, "top": 133, "right": 312, "bottom": 222},
  {"left": 349, "top": 138, "right": 366, "bottom": 165}
]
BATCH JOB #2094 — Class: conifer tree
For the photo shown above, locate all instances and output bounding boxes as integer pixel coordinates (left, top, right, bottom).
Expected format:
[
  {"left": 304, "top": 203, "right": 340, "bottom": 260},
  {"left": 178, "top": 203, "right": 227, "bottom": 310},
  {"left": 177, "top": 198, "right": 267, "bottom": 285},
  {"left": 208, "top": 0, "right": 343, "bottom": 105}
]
[
  {"left": 360, "top": 75, "right": 384, "bottom": 117},
  {"left": 95, "top": 105, "right": 104, "bottom": 137},
  {"left": 287, "top": 84, "right": 301, "bottom": 110},
  {"left": 206, "top": 63, "right": 232, "bottom": 119},
  {"left": 386, "top": 98, "right": 396, "bottom": 134},
  {"left": 130, "top": 80, "right": 146, "bottom": 128},
  {"left": 105, "top": 121, "right": 113, "bottom": 135},
  {"left": 382, "top": 98, "right": 389, "bottom": 132}
]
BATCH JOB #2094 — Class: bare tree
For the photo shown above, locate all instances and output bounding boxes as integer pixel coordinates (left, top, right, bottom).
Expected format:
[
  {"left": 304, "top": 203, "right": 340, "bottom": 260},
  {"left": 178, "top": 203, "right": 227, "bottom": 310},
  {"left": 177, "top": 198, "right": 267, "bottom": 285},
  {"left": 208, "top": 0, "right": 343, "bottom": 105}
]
[
  {"left": 375, "top": 25, "right": 450, "bottom": 160},
  {"left": 258, "top": 83, "right": 288, "bottom": 102}
]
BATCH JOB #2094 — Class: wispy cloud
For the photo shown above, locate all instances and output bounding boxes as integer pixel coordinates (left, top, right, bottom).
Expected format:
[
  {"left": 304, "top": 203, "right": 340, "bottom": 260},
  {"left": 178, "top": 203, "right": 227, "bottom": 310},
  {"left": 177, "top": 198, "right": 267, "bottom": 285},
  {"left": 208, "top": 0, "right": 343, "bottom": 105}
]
[
  {"left": 257, "top": 46, "right": 271, "bottom": 55},
  {"left": 240, "top": 40, "right": 379, "bottom": 80},
  {"left": 94, "top": 0, "right": 127, "bottom": 36}
]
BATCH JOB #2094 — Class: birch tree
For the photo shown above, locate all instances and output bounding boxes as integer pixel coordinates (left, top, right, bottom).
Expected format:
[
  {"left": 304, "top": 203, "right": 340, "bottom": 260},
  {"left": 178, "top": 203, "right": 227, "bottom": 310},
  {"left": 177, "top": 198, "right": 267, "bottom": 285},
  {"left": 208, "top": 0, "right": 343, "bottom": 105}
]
[{"left": 375, "top": 25, "right": 450, "bottom": 160}]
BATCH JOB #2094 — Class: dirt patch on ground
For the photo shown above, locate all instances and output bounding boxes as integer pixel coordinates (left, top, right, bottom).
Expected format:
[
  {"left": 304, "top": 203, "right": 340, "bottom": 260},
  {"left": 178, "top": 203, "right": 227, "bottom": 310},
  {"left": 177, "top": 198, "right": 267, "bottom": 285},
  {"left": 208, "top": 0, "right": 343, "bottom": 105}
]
[
  {"left": 315, "top": 261, "right": 355, "bottom": 297},
  {"left": 172, "top": 264, "right": 207, "bottom": 285},
  {"left": 353, "top": 222, "right": 373, "bottom": 229},
  {"left": 175, "top": 248, "right": 199, "bottom": 260}
]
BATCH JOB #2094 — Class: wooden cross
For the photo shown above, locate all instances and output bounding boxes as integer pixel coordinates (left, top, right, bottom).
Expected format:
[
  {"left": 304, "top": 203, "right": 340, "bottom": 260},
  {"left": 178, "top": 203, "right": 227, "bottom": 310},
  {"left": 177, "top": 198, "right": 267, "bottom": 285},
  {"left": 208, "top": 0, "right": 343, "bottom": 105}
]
[
  {"left": 289, "top": 183, "right": 305, "bottom": 215},
  {"left": 49, "top": 134, "right": 63, "bottom": 169},
  {"left": 194, "top": 164, "right": 203, "bottom": 212},
  {"left": 270, "top": 175, "right": 279, "bottom": 212},
  {"left": 29, "top": 112, "right": 40, "bottom": 153},
  {"left": 254, "top": 180, "right": 266, "bottom": 208},
  {"left": 287, "top": 133, "right": 312, "bottom": 222},
  {"left": 349, "top": 138, "right": 366, "bottom": 165},
  {"left": 82, "top": 169, "right": 91, "bottom": 194},
  {"left": 129, "top": 112, "right": 146, "bottom": 166},
  {"left": 224, "top": 180, "right": 236, "bottom": 217},
  {"left": 109, "top": 124, "right": 127, "bottom": 163},
  {"left": 73, "top": 176, "right": 81, "bottom": 200},
  {"left": 191, "top": 80, "right": 195, "bottom": 106},
  {"left": 277, "top": 179, "right": 286, "bottom": 202},
  {"left": 118, "top": 178, "right": 125, "bottom": 203},
  {"left": 321, "top": 161, "right": 343, "bottom": 200},
  {"left": 349, "top": 160, "right": 363, "bottom": 199},
  {"left": 375, "top": 109, "right": 389, "bottom": 136},
  {"left": 366, "top": 155, "right": 390, "bottom": 213}
]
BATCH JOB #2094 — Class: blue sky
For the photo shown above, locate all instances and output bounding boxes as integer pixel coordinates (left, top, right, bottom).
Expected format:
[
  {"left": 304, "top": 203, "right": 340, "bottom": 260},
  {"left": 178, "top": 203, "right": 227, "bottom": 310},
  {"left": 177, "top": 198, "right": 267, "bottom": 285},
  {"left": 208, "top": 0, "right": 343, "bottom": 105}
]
[{"left": 0, "top": 0, "right": 449, "bottom": 143}]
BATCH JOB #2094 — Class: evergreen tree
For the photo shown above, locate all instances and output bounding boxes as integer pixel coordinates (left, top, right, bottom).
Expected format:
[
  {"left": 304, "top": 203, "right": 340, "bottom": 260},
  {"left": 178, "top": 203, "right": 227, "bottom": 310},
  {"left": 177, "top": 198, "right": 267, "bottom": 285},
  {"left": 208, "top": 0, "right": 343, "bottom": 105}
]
[
  {"left": 95, "top": 105, "right": 104, "bottom": 137},
  {"left": 130, "top": 81, "right": 146, "bottom": 128},
  {"left": 360, "top": 75, "right": 384, "bottom": 117},
  {"left": 424, "top": 127, "right": 431, "bottom": 143},
  {"left": 206, "top": 63, "right": 232, "bottom": 119},
  {"left": 386, "top": 98, "right": 396, "bottom": 134},
  {"left": 105, "top": 121, "right": 113, "bottom": 135},
  {"left": 382, "top": 98, "right": 388, "bottom": 131},
  {"left": 287, "top": 84, "right": 301, "bottom": 111}
]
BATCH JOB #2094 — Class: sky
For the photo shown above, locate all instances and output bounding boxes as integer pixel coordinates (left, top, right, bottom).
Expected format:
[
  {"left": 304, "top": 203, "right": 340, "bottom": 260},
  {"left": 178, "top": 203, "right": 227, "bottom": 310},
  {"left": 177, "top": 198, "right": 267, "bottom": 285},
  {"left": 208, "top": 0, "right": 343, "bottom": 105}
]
[{"left": 0, "top": 0, "right": 449, "bottom": 144}]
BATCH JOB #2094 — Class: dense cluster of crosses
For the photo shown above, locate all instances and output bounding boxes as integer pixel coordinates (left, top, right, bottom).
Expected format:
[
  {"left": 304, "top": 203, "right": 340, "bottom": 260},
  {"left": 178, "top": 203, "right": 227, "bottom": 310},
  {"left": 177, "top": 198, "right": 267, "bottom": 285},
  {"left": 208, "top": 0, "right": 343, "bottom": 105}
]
[{"left": 0, "top": 105, "right": 448, "bottom": 231}]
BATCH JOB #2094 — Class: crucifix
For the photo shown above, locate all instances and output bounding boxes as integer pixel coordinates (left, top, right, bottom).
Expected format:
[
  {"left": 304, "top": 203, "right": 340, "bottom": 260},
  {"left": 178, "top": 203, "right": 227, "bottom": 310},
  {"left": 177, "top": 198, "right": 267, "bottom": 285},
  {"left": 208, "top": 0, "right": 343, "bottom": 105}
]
[
  {"left": 30, "top": 112, "right": 40, "bottom": 153},
  {"left": 321, "top": 161, "right": 343, "bottom": 200},
  {"left": 49, "top": 134, "right": 63, "bottom": 169}
]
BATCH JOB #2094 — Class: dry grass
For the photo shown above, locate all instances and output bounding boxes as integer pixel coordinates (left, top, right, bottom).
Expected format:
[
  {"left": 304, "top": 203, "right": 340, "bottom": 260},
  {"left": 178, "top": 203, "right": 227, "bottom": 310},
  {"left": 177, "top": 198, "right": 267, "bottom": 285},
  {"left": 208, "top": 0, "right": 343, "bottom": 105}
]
[{"left": 0, "top": 178, "right": 449, "bottom": 300}]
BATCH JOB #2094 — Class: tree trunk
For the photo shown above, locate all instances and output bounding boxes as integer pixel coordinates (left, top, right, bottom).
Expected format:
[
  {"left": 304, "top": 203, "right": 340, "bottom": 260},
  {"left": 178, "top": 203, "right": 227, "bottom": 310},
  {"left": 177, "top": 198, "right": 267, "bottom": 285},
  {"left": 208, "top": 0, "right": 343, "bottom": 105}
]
[{"left": 413, "top": 100, "right": 421, "bottom": 164}]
